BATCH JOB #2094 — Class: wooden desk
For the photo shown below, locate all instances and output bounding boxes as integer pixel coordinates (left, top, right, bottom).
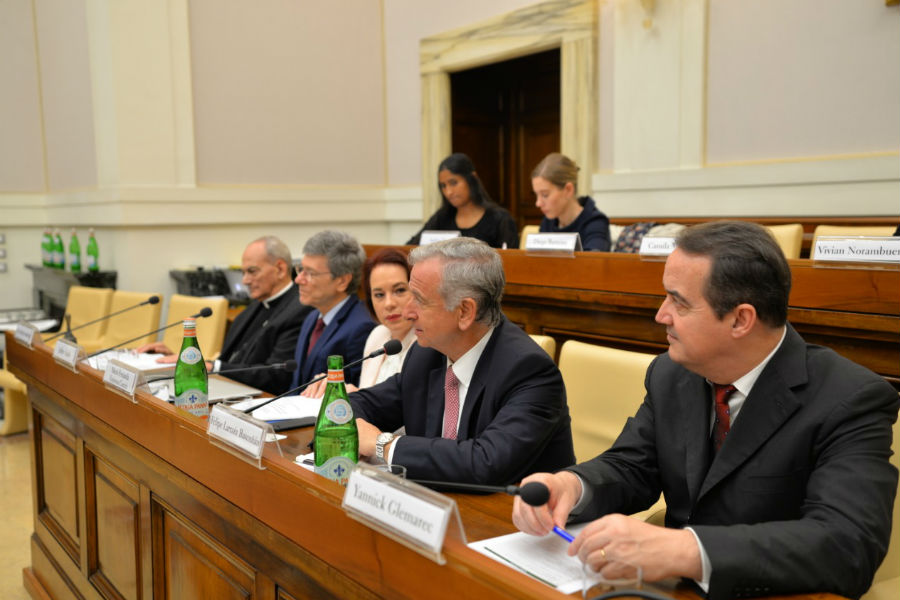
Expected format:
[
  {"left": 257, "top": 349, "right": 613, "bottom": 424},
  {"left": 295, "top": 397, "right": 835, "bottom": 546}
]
[{"left": 6, "top": 336, "right": 847, "bottom": 599}]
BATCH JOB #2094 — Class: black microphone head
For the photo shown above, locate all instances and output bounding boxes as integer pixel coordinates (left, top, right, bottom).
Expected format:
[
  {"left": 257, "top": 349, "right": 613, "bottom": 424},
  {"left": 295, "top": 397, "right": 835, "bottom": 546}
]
[
  {"left": 148, "top": 295, "right": 160, "bottom": 305},
  {"left": 383, "top": 339, "right": 403, "bottom": 356},
  {"left": 283, "top": 360, "right": 298, "bottom": 372},
  {"left": 196, "top": 307, "right": 213, "bottom": 318},
  {"left": 518, "top": 481, "right": 550, "bottom": 507}
]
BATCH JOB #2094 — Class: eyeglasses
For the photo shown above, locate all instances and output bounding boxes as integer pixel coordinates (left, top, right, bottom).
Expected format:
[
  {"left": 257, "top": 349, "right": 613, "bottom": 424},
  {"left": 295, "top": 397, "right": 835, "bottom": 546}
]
[{"left": 297, "top": 266, "right": 333, "bottom": 280}]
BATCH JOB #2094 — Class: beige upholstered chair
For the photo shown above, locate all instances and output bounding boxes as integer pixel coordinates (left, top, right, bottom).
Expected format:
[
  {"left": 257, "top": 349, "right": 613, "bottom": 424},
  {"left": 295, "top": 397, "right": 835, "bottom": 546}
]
[
  {"left": 79, "top": 290, "right": 163, "bottom": 354},
  {"left": 43, "top": 286, "right": 114, "bottom": 348},
  {"left": 520, "top": 225, "right": 539, "bottom": 248},
  {"left": 0, "top": 353, "right": 29, "bottom": 436},
  {"left": 862, "top": 417, "right": 900, "bottom": 600},
  {"left": 160, "top": 294, "right": 229, "bottom": 359},
  {"left": 529, "top": 334, "right": 556, "bottom": 360},
  {"left": 765, "top": 224, "right": 803, "bottom": 259},
  {"left": 812, "top": 225, "right": 895, "bottom": 251},
  {"left": 558, "top": 340, "right": 664, "bottom": 521}
]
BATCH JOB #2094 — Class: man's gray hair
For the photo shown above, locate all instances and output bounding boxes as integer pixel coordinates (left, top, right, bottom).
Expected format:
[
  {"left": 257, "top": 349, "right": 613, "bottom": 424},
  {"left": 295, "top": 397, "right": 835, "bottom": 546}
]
[
  {"left": 252, "top": 235, "right": 292, "bottom": 266},
  {"left": 409, "top": 237, "right": 505, "bottom": 327},
  {"left": 302, "top": 230, "right": 366, "bottom": 294}
]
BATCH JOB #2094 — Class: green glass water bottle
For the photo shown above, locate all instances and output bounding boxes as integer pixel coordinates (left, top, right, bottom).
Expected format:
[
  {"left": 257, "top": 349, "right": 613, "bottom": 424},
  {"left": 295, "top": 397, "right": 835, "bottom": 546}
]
[
  {"left": 86, "top": 228, "right": 99, "bottom": 272},
  {"left": 313, "top": 355, "right": 358, "bottom": 485},
  {"left": 41, "top": 228, "right": 53, "bottom": 267},
  {"left": 68, "top": 229, "right": 81, "bottom": 273},
  {"left": 174, "top": 318, "right": 209, "bottom": 418},
  {"left": 53, "top": 228, "right": 65, "bottom": 269}
]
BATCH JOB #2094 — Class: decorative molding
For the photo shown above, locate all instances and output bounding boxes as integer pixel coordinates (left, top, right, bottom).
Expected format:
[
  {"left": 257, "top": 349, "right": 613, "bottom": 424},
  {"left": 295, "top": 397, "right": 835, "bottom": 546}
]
[{"left": 419, "top": 0, "right": 597, "bottom": 218}]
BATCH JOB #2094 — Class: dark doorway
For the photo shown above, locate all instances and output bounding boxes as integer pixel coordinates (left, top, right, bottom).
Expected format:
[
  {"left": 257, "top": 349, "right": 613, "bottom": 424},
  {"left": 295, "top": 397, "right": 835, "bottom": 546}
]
[{"left": 450, "top": 48, "right": 561, "bottom": 231}]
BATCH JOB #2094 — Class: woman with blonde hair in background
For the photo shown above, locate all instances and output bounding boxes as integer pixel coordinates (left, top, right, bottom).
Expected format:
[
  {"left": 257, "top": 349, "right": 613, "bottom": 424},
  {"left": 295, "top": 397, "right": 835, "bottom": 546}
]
[{"left": 532, "top": 152, "right": 611, "bottom": 251}]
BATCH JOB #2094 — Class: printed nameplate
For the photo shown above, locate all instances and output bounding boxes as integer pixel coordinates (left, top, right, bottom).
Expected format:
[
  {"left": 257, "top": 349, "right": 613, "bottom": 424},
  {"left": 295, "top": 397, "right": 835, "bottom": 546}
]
[
  {"left": 639, "top": 236, "right": 676, "bottom": 256},
  {"left": 813, "top": 237, "right": 900, "bottom": 264},
  {"left": 52, "top": 339, "right": 82, "bottom": 370},
  {"left": 14, "top": 322, "right": 38, "bottom": 348},
  {"left": 419, "top": 230, "right": 461, "bottom": 245},
  {"left": 103, "top": 359, "right": 141, "bottom": 397},
  {"left": 343, "top": 467, "right": 450, "bottom": 553},
  {"left": 525, "top": 232, "right": 582, "bottom": 252},
  {"left": 207, "top": 404, "right": 267, "bottom": 460}
]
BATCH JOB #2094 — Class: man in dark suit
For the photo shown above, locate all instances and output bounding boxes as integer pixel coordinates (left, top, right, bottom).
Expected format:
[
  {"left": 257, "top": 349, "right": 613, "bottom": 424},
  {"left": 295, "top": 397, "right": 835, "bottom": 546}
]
[
  {"left": 290, "top": 230, "right": 375, "bottom": 388},
  {"left": 512, "top": 221, "right": 898, "bottom": 599},
  {"left": 350, "top": 237, "right": 575, "bottom": 485},
  {"left": 139, "top": 236, "right": 309, "bottom": 395}
]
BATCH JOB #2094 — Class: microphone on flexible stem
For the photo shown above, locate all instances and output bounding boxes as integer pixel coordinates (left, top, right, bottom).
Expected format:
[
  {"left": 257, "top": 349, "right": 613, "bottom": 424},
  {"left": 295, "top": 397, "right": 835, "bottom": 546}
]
[
  {"left": 408, "top": 479, "right": 551, "bottom": 505},
  {"left": 243, "top": 339, "right": 403, "bottom": 415},
  {"left": 144, "top": 360, "right": 298, "bottom": 384},
  {"left": 45, "top": 295, "right": 161, "bottom": 341},
  {"left": 84, "top": 306, "right": 213, "bottom": 360}
]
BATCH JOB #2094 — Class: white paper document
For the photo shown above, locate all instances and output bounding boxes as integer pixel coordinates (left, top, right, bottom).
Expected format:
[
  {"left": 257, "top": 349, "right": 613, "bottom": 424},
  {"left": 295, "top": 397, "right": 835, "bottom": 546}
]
[
  {"left": 248, "top": 395, "right": 322, "bottom": 422},
  {"left": 86, "top": 351, "right": 175, "bottom": 374},
  {"left": 468, "top": 525, "right": 587, "bottom": 593}
]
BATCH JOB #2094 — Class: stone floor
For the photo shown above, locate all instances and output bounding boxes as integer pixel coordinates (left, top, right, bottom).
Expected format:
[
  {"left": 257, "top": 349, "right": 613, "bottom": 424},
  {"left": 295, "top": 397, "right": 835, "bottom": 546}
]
[{"left": 0, "top": 432, "right": 32, "bottom": 600}]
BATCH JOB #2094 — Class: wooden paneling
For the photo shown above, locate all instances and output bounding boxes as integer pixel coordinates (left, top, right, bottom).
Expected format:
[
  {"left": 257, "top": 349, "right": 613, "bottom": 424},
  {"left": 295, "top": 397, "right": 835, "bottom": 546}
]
[
  {"left": 36, "top": 413, "right": 81, "bottom": 566},
  {"left": 87, "top": 451, "right": 142, "bottom": 600}
]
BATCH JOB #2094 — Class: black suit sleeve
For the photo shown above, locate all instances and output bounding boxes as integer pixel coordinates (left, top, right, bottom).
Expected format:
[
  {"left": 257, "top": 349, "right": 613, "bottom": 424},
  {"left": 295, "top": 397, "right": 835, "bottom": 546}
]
[{"left": 406, "top": 210, "right": 444, "bottom": 245}]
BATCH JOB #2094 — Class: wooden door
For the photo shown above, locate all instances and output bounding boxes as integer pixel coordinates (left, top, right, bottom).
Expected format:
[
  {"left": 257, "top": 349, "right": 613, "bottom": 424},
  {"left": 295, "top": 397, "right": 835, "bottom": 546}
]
[{"left": 450, "top": 48, "right": 561, "bottom": 230}]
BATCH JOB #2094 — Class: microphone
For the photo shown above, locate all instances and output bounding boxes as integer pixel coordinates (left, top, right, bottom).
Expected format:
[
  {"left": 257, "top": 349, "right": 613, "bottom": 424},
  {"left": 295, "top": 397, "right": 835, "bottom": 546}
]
[
  {"left": 85, "top": 306, "right": 213, "bottom": 359},
  {"left": 45, "top": 295, "right": 161, "bottom": 341},
  {"left": 144, "top": 360, "right": 298, "bottom": 384},
  {"left": 243, "top": 339, "right": 403, "bottom": 415},
  {"left": 408, "top": 480, "right": 551, "bottom": 505}
]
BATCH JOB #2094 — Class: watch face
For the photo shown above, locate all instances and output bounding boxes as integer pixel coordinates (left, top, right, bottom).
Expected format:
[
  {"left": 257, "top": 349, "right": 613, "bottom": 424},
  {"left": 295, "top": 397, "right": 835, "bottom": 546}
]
[{"left": 377, "top": 433, "right": 393, "bottom": 444}]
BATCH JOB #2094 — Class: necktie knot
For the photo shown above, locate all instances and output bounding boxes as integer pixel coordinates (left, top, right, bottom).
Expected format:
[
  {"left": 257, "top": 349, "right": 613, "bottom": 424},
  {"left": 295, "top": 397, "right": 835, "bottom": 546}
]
[{"left": 712, "top": 383, "right": 736, "bottom": 452}]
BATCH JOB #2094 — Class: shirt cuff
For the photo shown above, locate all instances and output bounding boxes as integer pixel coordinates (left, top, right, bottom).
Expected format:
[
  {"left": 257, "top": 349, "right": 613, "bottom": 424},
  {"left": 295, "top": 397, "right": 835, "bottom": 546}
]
[
  {"left": 684, "top": 527, "right": 711, "bottom": 592},
  {"left": 213, "top": 359, "right": 221, "bottom": 372},
  {"left": 568, "top": 472, "right": 591, "bottom": 518},
  {"left": 386, "top": 435, "right": 402, "bottom": 465}
]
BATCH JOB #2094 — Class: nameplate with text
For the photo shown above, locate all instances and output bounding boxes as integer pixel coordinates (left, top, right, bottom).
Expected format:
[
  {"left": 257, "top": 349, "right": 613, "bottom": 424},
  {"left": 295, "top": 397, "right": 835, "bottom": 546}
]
[
  {"left": 103, "top": 359, "right": 142, "bottom": 399},
  {"left": 14, "top": 322, "right": 38, "bottom": 348},
  {"left": 525, "top": 232, "right": 582, "bottom": 253},
  {"left": 813, "top": 237, "right": 900, "bottom": 264},
  {"left": 639, "top": 236, "right": 676, "bottom": 256},
  {"left": 207, "top": 404, "right": 267, "bottom": 460},
  {"left": 52, "top": 339, "right": 83, "bottom": 371},
  {"left": 343, "top": 467, "right": 451, "bottom": 554},
  {"left": 419, "top": 230, "right": 461, "bottom": 245}
]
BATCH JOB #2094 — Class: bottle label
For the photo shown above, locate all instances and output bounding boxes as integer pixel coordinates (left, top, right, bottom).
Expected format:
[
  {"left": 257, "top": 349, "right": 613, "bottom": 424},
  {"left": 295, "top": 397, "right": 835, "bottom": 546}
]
[
  {"left": 180, "top": 346, "right": 202, "bottom": 364},
  {"left": 315, "top": 456, "right": 355, "bottom": 485},
  {"left": 327, "top": 369, "right": 344, "bottom": 382},
  {"left": 87, "top": 255, "right": 97, "bottom": 268},
  {"left": 324, "top": 399, "right": 353, "bottom": 424},
  {"left": 175, "top": 389, "right": 209, "bottom": 418}
]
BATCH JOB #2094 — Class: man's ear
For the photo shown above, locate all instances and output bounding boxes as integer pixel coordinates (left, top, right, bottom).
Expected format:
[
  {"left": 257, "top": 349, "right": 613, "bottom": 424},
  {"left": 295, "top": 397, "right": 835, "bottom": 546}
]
[
  {"left": 730, "top": 303, "right": 757, "bottom": 338},
  {"left": 456, "top": 297, "right": 478, "bottom": 331},
  {"left": 334, "top": 272, "right": 352, "bottom": 294}
]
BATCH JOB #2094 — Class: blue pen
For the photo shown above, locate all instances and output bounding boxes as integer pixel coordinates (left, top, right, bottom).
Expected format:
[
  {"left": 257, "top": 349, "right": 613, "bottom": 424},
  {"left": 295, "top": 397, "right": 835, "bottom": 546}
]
[{"left": 552, "top": 526, "right": 574, "bottom": 543}]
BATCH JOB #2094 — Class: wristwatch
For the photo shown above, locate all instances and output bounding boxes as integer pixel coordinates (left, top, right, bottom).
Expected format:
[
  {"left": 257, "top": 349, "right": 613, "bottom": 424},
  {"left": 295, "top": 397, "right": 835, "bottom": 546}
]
[{"left": 375, "top": 432, "right": 395, "bottom": 461}]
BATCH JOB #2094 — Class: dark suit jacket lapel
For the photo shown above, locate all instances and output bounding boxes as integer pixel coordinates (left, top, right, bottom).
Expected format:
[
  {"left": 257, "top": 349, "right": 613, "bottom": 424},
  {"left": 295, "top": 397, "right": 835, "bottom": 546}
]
[
  {"left": 699, "top": 326, "right": 807, "bottom": 499},
  {"left": 221, "top": 301, "right": 260, "bottom": 358},
  {"left": 307, "top": 296, "right": 355, "bottom": 378},
  {"left": 457, "top": 327, "right": 499, "bottom": 439},
  {"left": 425, "top": 366, "right": 447, "bottom": 437},
  {"left": 681, "top": 374, "right": 713, "bottom": 506}
]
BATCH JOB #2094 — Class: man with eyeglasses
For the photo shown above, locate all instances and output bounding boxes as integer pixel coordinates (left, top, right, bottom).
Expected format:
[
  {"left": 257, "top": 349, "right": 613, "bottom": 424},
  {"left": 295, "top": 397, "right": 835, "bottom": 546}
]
[
  {"left": 138, "top": 235, "right": 310, "bottom": 395},
  {"left": 290, "top": 230, "right": 375, "bottom": 389}
]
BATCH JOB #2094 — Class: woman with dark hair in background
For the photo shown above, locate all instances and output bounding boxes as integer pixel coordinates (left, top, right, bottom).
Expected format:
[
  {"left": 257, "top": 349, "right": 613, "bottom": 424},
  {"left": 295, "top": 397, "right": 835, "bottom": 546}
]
[
  {"left": 407, "top": 153, "right": 519, "bottom": 249},
  {"left": 532, "top": 152, "right": 611, "bottom": 251}
]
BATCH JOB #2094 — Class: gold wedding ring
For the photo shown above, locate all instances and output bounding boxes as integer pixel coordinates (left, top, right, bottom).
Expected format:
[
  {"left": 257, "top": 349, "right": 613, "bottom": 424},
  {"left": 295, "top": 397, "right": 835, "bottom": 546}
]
[{"left": 600, "top": 548, "right": 606, "bottom": 560}]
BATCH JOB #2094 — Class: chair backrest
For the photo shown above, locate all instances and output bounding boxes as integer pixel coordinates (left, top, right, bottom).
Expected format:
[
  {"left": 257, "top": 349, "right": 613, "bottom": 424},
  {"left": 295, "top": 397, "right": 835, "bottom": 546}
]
[
  {"left": 765, "top": 224, "right": 803, "bottom": 259},
  {"left": 812, "top": 225, "right": 895, "bottom": 250},
  {"left": 520, "top": 225, "right": 539, "bottom": 248},
  {"left": 45, "top": 286, "right": 114, "bottom": 347},
  {"left": 161, "top": 295, "right": 229, "bottom": 359},
  {"left": 78, "top": 291, "right": 163, "bottom": 353},
  {"left": 559, "top": 340, "right": 656, "bottom": 462},
  {"left": 528, "top": 334, "right": 556, "bottom": 361}
]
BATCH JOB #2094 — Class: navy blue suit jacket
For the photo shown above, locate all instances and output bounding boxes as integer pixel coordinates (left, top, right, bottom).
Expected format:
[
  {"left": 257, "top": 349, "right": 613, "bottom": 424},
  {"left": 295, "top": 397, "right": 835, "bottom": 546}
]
[
  {"left": 291, "top": 295, "right": 375, "bottom": 388},
  {"left": 351, "top": 317, "right": 575, "bottom": 485}
]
